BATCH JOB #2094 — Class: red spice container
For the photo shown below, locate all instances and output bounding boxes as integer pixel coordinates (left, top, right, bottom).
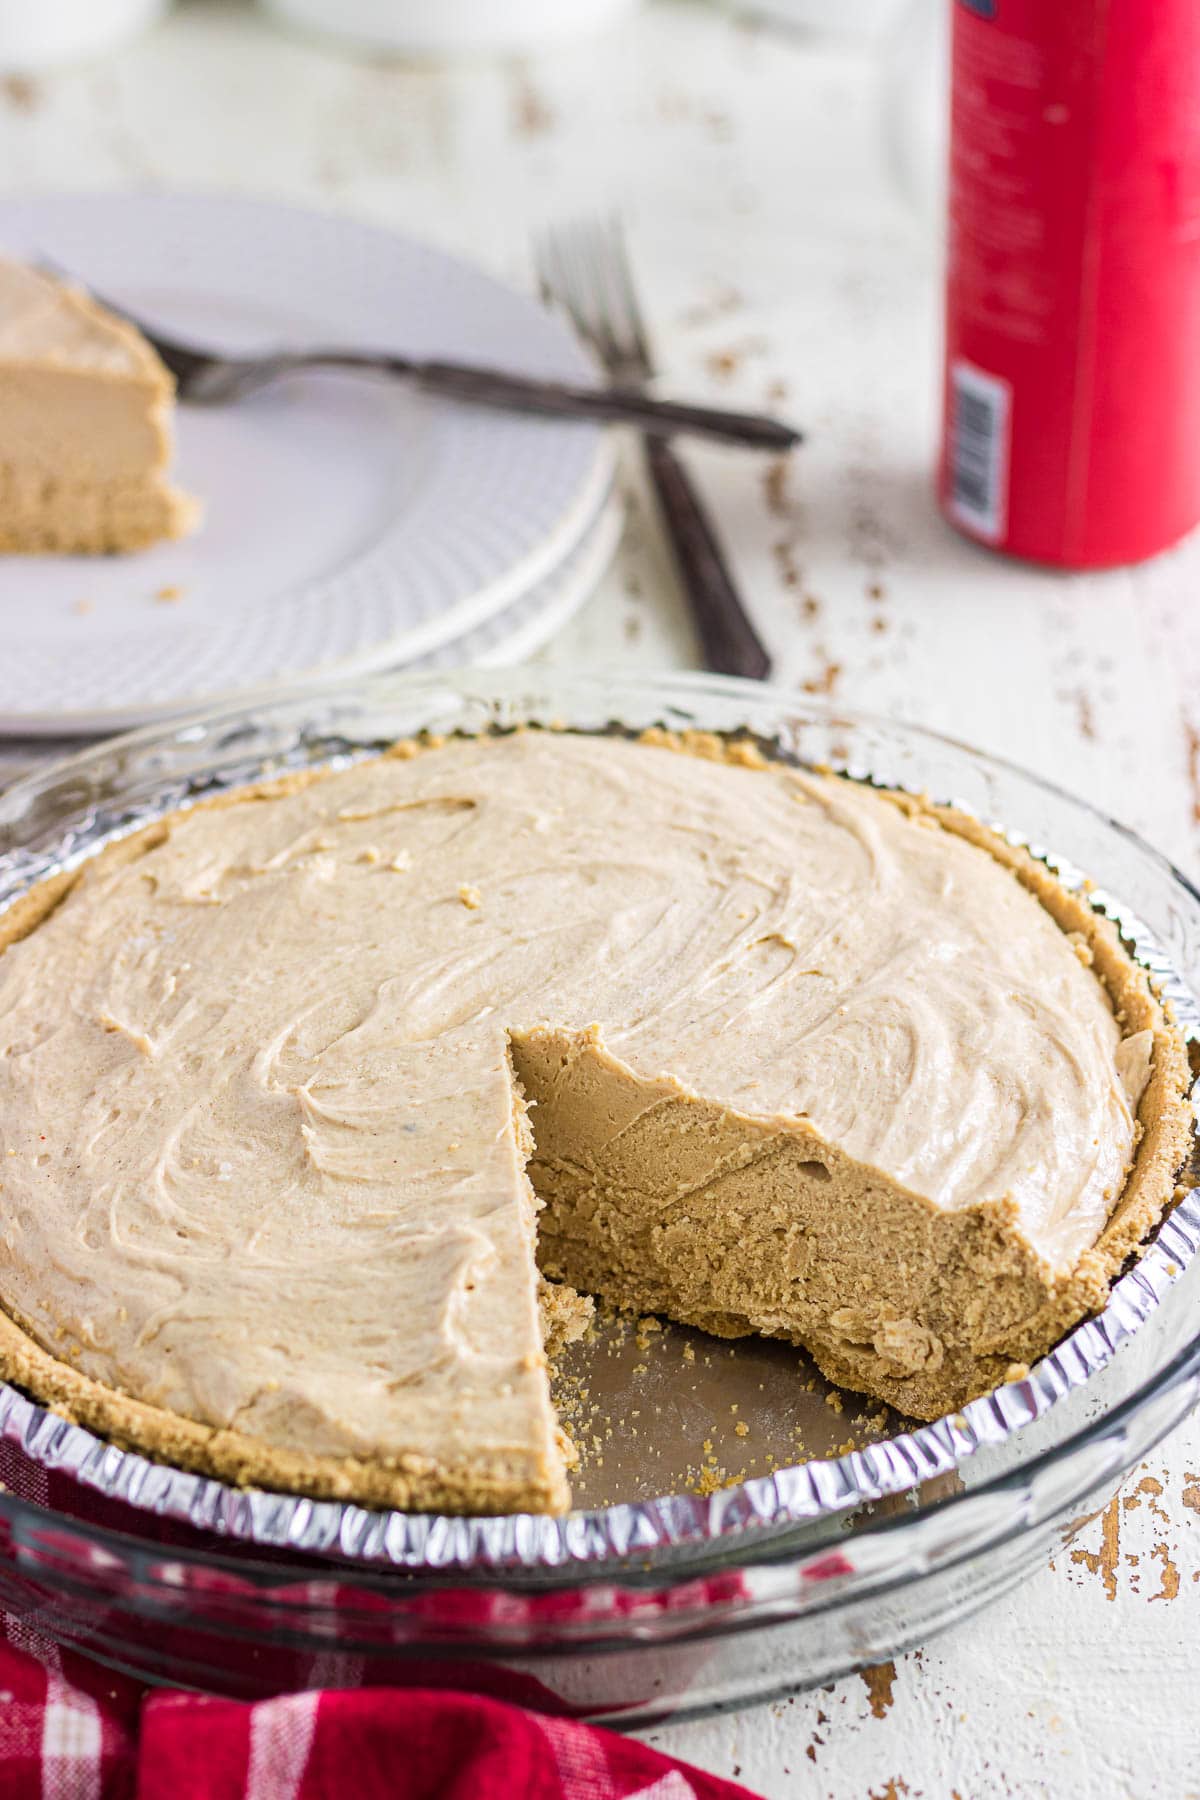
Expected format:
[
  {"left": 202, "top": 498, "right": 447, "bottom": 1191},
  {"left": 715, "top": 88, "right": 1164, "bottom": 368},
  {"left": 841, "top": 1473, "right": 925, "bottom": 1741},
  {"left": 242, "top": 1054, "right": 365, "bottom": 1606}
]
[{"left": 939, "top": 0, "right": 1200, "bottom": 568}]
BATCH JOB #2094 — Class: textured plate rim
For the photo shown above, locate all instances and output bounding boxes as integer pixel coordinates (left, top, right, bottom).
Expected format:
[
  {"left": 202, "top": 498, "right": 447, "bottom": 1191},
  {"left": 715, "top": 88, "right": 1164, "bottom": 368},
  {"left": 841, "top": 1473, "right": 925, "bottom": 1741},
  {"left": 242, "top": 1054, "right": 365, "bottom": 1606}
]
[{"left": 447, "top": 493, "right": 625, "bottom": 671}]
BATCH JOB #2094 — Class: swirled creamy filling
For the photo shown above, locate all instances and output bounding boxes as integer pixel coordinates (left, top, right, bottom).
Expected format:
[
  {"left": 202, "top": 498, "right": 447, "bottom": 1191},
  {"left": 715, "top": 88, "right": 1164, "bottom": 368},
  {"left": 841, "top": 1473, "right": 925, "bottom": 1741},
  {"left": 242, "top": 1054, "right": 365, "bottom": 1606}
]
[{"left": 0, "top": 732, "right": 1155, "bottom": 1507}]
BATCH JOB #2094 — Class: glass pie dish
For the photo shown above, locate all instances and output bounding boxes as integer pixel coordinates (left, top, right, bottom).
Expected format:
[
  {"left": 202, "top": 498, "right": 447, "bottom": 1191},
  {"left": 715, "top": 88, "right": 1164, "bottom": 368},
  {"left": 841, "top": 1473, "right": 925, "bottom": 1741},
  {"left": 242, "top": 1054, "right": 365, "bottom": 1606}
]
[{"left": 0, "top": 668, "right": 1196, "bottom": 1722}]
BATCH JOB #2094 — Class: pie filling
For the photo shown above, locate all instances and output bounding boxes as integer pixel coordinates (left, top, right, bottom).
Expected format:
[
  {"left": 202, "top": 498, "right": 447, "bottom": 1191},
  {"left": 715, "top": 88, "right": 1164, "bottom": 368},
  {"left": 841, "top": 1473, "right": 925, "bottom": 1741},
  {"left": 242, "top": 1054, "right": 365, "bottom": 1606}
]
[{"left": 0, "top": 730, "right": 1189, "bottom": 1515}]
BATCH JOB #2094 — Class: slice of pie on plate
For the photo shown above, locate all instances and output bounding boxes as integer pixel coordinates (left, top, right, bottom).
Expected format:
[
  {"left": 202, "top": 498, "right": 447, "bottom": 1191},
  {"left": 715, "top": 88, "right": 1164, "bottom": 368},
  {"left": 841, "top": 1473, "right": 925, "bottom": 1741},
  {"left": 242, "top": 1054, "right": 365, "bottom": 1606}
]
[
  {"left": 0, "top": 731, "right": 1190, "bottom": 1514},
  {"left": 0, "top": 257, "right": 199, "bottom": 555}
]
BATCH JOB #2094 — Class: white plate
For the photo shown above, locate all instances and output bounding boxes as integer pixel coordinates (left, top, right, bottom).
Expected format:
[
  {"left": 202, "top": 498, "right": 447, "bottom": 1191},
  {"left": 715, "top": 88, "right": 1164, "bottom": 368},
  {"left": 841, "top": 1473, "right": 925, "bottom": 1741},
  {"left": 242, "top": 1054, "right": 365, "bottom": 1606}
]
[
  {"left": 417, "top": 491, "right": 623, "bottom": 672},
  {"left": 0, "top": 192, "right": 615, "bottom": 733},
  {"left": 0, "top": 496, "right": 625, "bottom": 793}
]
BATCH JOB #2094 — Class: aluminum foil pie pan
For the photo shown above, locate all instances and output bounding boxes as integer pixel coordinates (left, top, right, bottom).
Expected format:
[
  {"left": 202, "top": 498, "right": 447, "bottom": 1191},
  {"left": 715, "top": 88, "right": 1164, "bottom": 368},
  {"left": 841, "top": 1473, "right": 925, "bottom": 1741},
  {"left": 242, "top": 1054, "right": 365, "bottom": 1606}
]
[{"left": 0, "top": 672, "right": 1196, "bottom": 1702}]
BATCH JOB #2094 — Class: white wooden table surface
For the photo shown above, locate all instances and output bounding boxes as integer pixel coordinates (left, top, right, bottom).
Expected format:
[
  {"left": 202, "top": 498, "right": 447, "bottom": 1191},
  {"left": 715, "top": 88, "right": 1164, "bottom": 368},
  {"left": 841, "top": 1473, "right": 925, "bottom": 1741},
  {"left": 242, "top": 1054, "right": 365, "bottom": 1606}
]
[{"left": 2, "top": 4, "right": 1198, "bottom": 1793}]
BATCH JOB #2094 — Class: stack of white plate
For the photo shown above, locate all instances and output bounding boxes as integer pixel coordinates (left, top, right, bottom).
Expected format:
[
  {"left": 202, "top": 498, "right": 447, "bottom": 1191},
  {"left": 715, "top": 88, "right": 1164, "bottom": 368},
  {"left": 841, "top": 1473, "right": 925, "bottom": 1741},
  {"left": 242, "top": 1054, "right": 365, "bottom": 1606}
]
[{"left": 0, "top": 194, "right": 622, "bottom": 748}]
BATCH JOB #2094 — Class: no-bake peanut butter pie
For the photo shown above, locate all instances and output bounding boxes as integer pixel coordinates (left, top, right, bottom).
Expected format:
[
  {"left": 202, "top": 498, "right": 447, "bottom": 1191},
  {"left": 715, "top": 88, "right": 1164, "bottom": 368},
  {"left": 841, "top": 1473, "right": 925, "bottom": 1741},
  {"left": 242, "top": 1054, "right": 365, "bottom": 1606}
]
[
  {"left": 0, "top": 257, "right": 198, "bottom": 555},
  {"left": 0, "top": 731, "right": 1190, "bottom": 1514}
]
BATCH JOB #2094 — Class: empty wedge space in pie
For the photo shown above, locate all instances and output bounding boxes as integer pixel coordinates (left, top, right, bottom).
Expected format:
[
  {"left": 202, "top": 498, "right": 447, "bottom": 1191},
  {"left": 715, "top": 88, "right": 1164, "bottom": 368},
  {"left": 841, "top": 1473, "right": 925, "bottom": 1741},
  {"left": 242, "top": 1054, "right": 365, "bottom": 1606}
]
[{"left": 0, "top": 729, "right": 1189, "bottom": 1514}]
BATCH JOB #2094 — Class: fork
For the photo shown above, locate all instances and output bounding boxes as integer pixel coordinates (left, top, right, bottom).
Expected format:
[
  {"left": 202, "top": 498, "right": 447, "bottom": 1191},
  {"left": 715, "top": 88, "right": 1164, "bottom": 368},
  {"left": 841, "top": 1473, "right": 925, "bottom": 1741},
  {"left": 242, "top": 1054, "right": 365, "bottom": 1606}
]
[
  {"left": 41, "top": 262, "right": 800, "bottom": 454},
  {"left": 535, "top": 220, "right": 774, "bottom": 682}
]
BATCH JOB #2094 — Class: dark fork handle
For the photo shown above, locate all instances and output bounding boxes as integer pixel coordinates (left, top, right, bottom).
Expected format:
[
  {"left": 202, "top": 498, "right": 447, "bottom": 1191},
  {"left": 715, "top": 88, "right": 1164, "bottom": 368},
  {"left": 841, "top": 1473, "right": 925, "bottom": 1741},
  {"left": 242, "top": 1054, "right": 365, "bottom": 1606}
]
[
  {"left": 295, "top": 355, "right": 800, "bottom": 452},
  {"left": 645, "top": 437, "right": 772, "bottom": 681}
]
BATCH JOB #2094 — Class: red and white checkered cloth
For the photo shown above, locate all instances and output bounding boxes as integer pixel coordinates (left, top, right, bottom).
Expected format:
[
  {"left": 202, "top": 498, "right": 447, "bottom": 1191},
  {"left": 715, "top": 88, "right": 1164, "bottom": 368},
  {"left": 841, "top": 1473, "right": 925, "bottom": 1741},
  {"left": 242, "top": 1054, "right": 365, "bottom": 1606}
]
[{"left": 0, "top": 1616, "right": 762, "bottom": 1800}]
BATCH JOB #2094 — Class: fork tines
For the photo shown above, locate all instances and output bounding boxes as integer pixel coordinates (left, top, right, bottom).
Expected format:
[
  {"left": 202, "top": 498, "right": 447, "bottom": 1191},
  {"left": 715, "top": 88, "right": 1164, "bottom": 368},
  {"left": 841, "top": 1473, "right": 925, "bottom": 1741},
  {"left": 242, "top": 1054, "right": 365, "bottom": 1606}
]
[{"left": 534, "top": 218, "right": 655, "bottom": 386}]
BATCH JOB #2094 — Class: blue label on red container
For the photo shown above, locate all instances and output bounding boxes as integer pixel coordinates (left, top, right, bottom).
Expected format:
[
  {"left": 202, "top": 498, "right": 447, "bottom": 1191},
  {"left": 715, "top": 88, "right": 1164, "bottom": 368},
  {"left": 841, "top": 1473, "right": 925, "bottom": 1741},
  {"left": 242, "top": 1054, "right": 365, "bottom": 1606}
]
[{"left": 958, "top": 0, "right": 996, "bottom": 16}]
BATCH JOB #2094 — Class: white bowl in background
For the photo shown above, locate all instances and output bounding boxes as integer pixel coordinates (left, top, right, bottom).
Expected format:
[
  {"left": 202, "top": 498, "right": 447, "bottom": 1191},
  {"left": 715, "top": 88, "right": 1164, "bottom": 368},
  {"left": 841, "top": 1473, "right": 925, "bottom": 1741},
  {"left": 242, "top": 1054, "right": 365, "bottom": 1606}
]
[
  {"left": 262, "top": 0, "right": 641, "bottom": 58},
  {"left": 0, "top": 0, "right": 167, "bottom": 71},
  {"left": 733, "top": 0, "right": 904, "bottom": 38},
  {"left": 879, "top": 0, "right": 950, "bottom": 234}
]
